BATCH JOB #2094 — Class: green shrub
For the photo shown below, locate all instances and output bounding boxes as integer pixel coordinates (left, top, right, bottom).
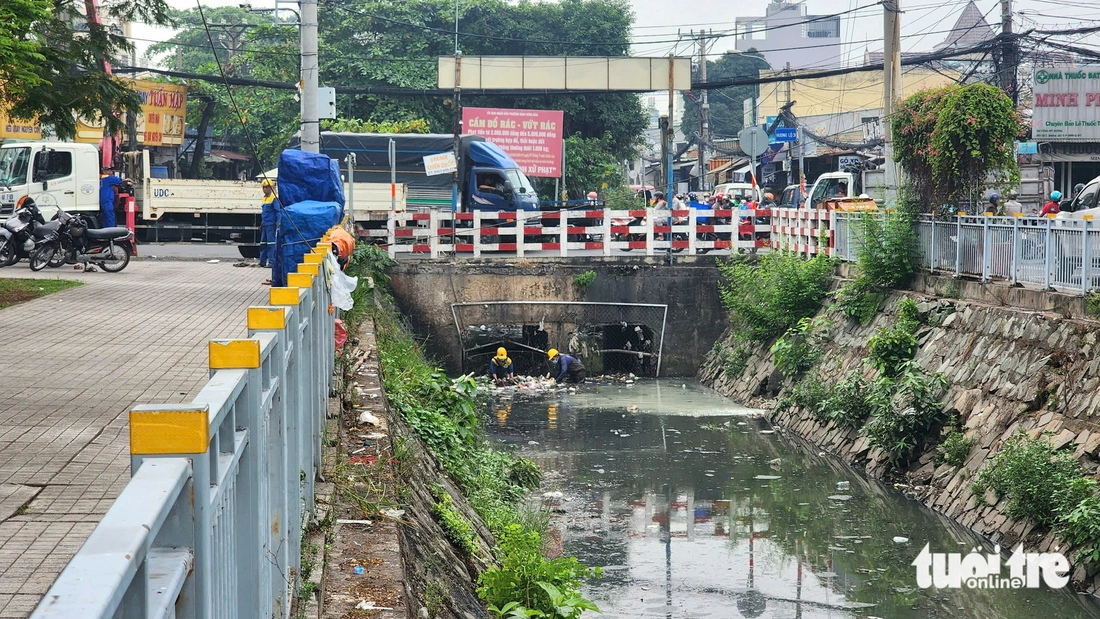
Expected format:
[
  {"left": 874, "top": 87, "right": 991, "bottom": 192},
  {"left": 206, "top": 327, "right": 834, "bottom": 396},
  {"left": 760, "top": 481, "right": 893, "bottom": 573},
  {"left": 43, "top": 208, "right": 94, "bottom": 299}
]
[
  {"left": 478, "top": 524, "right": 600, "bottom": 618},
  {"left": 573, "top": 270, "right": 597, "bottom": 288},
  {"left": 1061, "top": 494, "right": 1100, "bottom": 567},
  {"left": 770, "top": 317, "right": 828, "bottom": 378},
  {"left": 1087, "top": 292, "right": 1100, "bottom": 320},
  {"left": 835, "top": 276, "right": 885, "bottom": 324},
  {"left": 935, "top": 429, "right": 974, "bottom": 467},
  {"left": 972, "top": 432, "right": 1089, "bottom": 527},
  {"left": 777, "top": 370, "right": 831, "bottom": 414},
  {"left": 853, "top": 199, "right": 920, "bottom": 288},
  {"left": 818, "top": 371, "right": 875, "bottom": 428},
  {"left": 896, "top": 297, "right": 922, "bottom": 329},
  {"left": 719, "top": 343, "right": 750, "bottom": 378},
  {"left": 431, "top": 492, "right": 479, "bottom": 557},
  {"left": 863, "top": 363, "right": 949, "bottom": 466},
  {"left": 719, "top": 252, "right": 834, "bottom": 342},
  {"left": 867, "top": 325, "right": 919, "bottom": 378}
]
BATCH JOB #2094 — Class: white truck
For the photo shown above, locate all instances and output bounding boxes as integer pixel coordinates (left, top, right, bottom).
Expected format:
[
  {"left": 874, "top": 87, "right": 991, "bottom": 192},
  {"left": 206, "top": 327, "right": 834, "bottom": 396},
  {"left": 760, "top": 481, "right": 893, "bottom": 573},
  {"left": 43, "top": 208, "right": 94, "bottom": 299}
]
[
  {"left": 806, "top": 170, "right": 890, "bottom": 207},
  {"left": 0, "top": 141, "right": 404, "bottom": 243}
]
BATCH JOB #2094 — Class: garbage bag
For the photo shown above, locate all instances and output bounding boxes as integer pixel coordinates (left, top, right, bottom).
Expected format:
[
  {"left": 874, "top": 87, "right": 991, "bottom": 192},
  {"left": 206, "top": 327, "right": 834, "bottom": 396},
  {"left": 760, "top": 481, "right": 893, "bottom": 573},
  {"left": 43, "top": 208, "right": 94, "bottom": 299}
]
[
  {"left": 331, "top": 268, "right": 358, "bottom": 311},
  {"left": 276, "top": 149, "right": 345, "bottom": 208},
  {"left": 272, "top": 200, "right": 344, "bottom": 287}
]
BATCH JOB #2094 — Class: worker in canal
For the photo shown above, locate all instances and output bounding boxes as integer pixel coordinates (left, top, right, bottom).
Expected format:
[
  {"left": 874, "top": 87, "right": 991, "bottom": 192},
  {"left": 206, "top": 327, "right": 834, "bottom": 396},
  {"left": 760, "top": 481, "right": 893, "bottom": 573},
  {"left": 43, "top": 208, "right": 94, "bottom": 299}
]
[
  {"left": 548, "top": 348, "right": 586, "bottom": 384},
  {"left": 490, "top": 347, "right": 515, "bottom": 385}
]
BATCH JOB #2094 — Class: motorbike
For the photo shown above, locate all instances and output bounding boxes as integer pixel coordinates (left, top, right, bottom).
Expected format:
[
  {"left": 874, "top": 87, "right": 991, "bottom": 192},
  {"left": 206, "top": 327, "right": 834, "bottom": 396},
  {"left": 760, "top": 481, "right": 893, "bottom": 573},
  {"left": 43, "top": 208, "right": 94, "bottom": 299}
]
[
  {"left": 30, "top": 209, "right": 135, "bottom": 273},
  {"left": 0, "top": 199, "right": 46, "bottom": 267}
]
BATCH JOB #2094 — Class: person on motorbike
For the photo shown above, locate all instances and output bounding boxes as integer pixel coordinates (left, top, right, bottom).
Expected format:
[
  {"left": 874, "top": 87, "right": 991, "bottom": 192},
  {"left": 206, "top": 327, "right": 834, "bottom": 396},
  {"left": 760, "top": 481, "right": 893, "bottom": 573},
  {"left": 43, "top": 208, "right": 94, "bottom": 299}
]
[{"left": 1041, "top": 191, "right": 1062, "bottom": 216}]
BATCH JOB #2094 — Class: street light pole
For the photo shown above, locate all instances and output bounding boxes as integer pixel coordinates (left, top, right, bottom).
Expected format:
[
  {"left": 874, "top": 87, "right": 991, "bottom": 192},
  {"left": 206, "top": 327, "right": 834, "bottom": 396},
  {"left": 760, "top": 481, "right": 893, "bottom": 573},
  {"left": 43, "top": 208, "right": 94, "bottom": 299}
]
[{"left": 299, "top": 0, "right": 319, "bottom": 153}]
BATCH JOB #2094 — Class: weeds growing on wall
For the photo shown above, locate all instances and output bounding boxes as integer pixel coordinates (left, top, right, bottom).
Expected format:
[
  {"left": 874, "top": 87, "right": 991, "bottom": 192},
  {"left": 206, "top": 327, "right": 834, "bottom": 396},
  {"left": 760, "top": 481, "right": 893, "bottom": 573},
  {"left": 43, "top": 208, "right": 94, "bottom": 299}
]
[
  {"left": 972, "top": 432, "right": 1100, "bottom": 566},
  {"left": 573, "top": 270, "right": 597, "bottom": 288},
  {"left": 863, "top": 362, "right": 950, "bottom": 466},
  {"left": 718, "top": 252, "right": 834, "bottom": 342},
  {"left": 934, "top": 428, "right": 973, "bottom": 468},
  {"left": 344, "top": 243, "right": 599, "bottom": 614},
  {"left": 771, "top": 317, "right": 829, "bottom": 378},
  {"left": 836, "top": 195, "right": 921, "bottom": 323},
  {"left": 867, "top": 299, "right": 921, "bottom": 378}
]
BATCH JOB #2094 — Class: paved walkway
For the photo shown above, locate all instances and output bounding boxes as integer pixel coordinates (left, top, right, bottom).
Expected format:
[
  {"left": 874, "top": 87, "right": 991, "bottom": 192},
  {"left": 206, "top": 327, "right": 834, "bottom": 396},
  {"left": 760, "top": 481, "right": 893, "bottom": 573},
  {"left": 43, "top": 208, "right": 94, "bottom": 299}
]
[{"left": 0, "top": 261, "right": 268, "bottom": 617}]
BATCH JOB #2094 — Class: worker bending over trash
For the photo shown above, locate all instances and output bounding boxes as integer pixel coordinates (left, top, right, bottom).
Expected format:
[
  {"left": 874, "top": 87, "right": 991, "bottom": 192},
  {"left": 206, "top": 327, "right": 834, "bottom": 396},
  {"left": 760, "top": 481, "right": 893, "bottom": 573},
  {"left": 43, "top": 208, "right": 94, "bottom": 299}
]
[
  {"left": 548, "top": 348, "right": 586, "bottom": 384},
  {"left": 490, "top": 347, "right": 515, "bottom": 385}
]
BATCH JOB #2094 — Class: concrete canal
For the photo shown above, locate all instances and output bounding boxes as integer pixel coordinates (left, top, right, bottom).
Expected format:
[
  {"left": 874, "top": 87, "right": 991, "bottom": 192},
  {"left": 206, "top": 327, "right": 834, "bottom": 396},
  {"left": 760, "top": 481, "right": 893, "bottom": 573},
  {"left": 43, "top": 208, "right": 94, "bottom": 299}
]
[{"left": 485, "top": 380, "right": 1100, "bottom": 618}]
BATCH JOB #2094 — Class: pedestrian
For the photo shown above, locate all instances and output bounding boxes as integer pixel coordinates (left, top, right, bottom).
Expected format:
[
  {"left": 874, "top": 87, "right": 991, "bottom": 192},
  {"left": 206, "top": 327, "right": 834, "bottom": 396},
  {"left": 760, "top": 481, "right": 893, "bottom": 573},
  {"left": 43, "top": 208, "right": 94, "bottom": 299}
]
[
  {"left": 490, "top": 347, "right": 515, "bottom": 385},
  {"left": 1041, "top": 190, "right": 1062, "bottom": 216},
  {"left": 1003, "top": 191, "right": 1024, "bottom": 216},
  {"left": 99, "top": 167, "right": 122, "bottom": 228},
  {"left": 259, "top": 179, "right": 277, "bottom": 271},
  {"left": 548, "top": 348, "right": 586, "bottom": 384}
]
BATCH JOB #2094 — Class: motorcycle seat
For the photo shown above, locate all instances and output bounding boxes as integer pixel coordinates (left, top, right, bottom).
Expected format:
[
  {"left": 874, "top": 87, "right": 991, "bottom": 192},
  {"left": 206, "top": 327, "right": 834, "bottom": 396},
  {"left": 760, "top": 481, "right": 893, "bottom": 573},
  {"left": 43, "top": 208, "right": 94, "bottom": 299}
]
[
  {"left": 33, "top": 221, "right": 61, "bottom": 239},
  {"left": 86, "top": 226, "right": 130, "bottom": 240}
]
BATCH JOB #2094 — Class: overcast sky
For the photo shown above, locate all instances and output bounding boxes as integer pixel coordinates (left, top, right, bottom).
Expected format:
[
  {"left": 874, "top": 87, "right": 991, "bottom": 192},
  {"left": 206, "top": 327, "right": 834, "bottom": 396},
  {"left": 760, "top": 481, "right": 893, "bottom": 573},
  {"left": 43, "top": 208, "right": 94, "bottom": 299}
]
[{"left": 131, "top": 0, "right": 1100, "bottom": 68}]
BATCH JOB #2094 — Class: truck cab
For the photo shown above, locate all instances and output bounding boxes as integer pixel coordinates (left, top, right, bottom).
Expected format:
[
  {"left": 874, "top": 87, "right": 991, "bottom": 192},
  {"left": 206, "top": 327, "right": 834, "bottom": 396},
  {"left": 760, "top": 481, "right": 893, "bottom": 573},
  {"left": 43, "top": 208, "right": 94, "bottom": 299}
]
[
  {"left": 0, "top": 142, "right": 101, "bottom": 219},
  {"left": 463, "top": 141, "right": 539, "bottom": 212}
]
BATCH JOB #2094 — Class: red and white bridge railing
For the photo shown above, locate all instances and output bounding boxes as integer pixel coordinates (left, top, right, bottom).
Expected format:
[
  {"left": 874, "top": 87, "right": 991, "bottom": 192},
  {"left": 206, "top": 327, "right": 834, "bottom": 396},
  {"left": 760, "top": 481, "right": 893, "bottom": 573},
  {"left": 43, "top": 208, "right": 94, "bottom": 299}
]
[
  {"left": 770, "top": 208, "right": 834, "bottom": 257},
  {"left": 384, "top": 208, "right": 776, "bottom": 259}
]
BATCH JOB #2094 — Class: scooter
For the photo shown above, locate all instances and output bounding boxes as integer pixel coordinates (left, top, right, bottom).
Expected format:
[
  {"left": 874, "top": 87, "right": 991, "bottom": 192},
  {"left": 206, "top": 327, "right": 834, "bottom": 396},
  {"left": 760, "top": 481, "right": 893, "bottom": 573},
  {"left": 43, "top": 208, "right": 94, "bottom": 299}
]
[
  {"left": 0, "top": 199, "right": 46, "bottom": 267},
  {"left": 30, "top": 210, "right": 135, "bottom": 273}
]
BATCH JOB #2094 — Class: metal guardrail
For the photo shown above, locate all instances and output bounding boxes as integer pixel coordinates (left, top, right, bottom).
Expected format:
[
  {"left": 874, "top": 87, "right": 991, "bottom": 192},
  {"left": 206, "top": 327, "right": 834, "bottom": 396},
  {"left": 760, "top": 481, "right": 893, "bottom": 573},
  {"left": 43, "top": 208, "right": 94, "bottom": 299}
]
[
  {"left": 32, "top": 244, "right": 337, "bottom": 619},
  {"left": 834, "top": 212, "right": 1100, "bottom": 295}
]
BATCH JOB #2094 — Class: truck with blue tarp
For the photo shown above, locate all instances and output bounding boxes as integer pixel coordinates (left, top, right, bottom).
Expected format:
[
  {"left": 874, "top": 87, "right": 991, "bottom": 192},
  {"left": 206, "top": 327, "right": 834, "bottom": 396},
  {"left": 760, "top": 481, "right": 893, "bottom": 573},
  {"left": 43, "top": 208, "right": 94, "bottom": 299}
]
[{"left": 299, "top": 132, "right": 540, "bottom": 215}]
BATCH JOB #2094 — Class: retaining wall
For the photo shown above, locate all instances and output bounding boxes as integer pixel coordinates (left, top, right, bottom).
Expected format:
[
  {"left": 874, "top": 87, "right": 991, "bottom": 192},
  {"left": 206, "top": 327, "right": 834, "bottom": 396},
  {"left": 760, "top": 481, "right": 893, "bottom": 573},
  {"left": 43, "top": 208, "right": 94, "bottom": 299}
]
[{"left": 700, "top": 291, "right": 1100, "bottom": 591}]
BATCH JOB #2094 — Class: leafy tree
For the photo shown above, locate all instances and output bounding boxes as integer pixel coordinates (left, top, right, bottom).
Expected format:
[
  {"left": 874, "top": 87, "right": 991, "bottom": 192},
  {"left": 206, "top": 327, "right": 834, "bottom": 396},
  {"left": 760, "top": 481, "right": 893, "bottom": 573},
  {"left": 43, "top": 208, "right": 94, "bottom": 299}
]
[
  {"left": 558, "top": 133, "right": 624, "bottom": 199},
  {"left": 892, "top": 83, "right": 1022, "bottom": 208},
  {"left": 322, "top": 118, "right": 430, "bottom": 133},
  {"left": 681, "top": 51, "right": 771, "bottom": 140},
  {"left": 4, "top": 0, "right": 173, "bottom": 139}
]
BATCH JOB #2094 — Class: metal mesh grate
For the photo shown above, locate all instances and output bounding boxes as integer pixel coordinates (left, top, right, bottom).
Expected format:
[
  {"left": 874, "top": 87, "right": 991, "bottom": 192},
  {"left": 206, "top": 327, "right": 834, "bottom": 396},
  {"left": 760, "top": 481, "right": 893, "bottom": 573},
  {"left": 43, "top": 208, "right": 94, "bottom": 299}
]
[{"left": 451, "top": 301, "right": 669, "bottom": 377}]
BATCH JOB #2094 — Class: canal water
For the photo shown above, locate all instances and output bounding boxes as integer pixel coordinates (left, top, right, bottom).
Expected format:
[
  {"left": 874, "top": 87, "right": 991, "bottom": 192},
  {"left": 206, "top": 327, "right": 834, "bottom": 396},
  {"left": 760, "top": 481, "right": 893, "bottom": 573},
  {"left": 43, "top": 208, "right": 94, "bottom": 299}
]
[{"left": 485, "top": 379, "right": 1100, "bottom": 619}]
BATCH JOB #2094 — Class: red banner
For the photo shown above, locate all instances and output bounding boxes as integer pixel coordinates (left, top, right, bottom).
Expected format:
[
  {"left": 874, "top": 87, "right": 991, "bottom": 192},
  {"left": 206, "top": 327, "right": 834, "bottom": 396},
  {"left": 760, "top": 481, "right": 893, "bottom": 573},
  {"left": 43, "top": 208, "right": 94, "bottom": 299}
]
[{"left": 462, "top": 107, "right": 564, "bottom": 177}]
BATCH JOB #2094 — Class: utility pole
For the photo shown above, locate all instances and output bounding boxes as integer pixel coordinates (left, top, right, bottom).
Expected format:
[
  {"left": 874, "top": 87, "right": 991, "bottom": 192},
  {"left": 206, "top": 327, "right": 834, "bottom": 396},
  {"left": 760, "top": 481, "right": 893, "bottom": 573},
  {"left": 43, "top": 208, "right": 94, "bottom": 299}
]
[
  {"left": 882, "top": 0, "right": 901, "bottom": 191},
  {"left": 299, "top": 0, "right": 319, "bottom": 153},
  {"left": 696, "top": 30, "right": 710, "bottom": 193},
  {"left": 999, "top": 0, "right": 1018, "bottom": 105}
]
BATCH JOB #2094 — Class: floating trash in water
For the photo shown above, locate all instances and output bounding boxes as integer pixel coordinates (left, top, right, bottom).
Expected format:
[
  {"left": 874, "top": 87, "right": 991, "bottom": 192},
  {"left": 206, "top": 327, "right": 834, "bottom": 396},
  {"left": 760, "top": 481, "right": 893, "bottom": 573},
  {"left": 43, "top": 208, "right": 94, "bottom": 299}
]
[
  {"left": 893, "top": 536, "right": 909, "bottom": 544},
  {"left": 759, "top": 430, "right": 775, "bottom": 435},
  {"left": 705, "top": 473, "right": 714, "bottom": 477},
  {"left": 619, "top": 433, "right": 631, "bottom": 438},
  {"left": 528, "top": 440, "right": 539, "bottom": 445},
  {"left": 626, "top": 405, "right": 639, "bottom": 412},
  {"left": 542, "top": 491, "right": 564, "bottom": 499},
  {"left": 817, "top": 571, "right": 838, "bottom": 578},
  {"left": 836, "top": 481, "right": 851, "bottom": 490},
  {"left": 767, "top": 458, "right": 781, "bottom": 468},
  {"left": 596, "top": 468, "right": 605, "bottom": 474},
  {"left": 754, "top": 474, "right": 781, "bottom": 480},
  {"left": 827, "top": 494, "right": 853, "bottom": 501}
]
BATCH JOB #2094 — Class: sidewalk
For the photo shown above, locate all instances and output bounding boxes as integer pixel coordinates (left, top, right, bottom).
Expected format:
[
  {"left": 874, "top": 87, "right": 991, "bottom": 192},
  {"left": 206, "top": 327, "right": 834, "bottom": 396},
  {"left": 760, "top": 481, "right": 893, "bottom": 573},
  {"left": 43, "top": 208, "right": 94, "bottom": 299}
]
[{"left": 0, "top": 262, "right": 269, "bottom": 618}]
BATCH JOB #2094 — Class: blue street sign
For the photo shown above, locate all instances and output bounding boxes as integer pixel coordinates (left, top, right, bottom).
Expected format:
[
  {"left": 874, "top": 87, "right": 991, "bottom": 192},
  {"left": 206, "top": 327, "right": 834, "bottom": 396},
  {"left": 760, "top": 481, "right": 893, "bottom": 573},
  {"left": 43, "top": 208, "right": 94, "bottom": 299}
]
[{"left": 775, "top": 127, "right": 797, "bottom": 142}]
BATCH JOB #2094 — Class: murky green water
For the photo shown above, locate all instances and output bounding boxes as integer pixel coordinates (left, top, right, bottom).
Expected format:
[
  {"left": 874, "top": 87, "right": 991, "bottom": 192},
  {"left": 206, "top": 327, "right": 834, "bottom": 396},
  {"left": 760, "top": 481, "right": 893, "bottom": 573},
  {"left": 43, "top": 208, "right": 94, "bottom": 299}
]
[{"left": 485, "top": 379, "right": 1100, "bottom": 618}]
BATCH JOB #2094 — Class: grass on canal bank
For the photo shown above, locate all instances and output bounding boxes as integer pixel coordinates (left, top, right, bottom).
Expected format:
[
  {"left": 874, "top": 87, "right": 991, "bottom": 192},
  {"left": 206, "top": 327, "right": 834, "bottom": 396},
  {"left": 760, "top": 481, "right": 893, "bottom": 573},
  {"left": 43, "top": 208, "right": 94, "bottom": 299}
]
[
  {"left": 0, "top": 278, "right": 81, "bottom": 310},
  {"left": 344, "top": 244, "right": 601, "bottom": 618}
]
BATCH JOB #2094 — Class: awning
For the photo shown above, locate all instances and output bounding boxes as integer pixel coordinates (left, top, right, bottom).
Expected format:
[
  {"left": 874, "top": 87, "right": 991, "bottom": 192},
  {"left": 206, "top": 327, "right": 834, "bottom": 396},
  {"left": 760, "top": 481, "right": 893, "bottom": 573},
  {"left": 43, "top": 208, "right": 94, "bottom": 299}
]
[{"left": 210, "top": 149, "right": 251, "bottom": 162}]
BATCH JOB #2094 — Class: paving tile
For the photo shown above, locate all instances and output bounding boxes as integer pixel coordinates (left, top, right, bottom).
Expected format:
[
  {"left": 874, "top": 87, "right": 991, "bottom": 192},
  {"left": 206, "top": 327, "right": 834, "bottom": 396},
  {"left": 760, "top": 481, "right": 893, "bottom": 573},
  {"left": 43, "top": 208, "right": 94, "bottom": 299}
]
[{"left": 0, "top": 262, "right": 266, "bottom": 617}]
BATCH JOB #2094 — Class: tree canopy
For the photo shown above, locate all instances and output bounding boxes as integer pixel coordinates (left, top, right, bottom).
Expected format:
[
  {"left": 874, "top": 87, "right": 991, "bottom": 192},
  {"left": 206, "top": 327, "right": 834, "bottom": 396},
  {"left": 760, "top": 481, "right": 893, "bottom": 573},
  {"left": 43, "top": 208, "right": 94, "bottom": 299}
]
[
  {"left": 154, "top": 0, "right": 647, "bottom": 171},
  {"left": 892, "top": 83, "right": 1023, "bottom": 207},
  {"left": 3, "top": 0, "right": 173, "bottom": 139},
  {"left": 681, "top": 51, "right": 771, "bottom": 140}
]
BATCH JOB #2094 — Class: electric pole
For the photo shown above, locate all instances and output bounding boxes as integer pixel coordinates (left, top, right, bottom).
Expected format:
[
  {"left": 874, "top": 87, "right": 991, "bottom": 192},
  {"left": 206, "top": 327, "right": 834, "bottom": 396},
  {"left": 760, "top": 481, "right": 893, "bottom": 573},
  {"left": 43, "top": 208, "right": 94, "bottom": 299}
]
[
  {"left": 1000, "top": 0, "right": 1018, "bottom": 105},
  {"left": 883, "top": 0, "right": 901, "bottom": 191},
  {"left": 696, "top": 30, "right": 710, "bottom": 193},
  {"left": 300, "top": 0, "right": 319, "bottom": 153}
]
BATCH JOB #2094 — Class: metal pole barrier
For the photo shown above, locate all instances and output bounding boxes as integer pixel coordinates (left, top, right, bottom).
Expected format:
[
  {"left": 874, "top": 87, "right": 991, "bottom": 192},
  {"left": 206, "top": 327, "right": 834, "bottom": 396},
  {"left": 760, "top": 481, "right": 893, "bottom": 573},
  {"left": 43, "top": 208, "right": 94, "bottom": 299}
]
[
  {"left": 1083, "top": 217, "right": 1091, "bottom": 295},
  {"left": 1011, "top": 215, "right": 1020, "bottom": 286},
  {"left": 955, "top": 215, "right": 962, "bottom": 277},
  {"left": 1045, "top": 216, "right": 1053, "bottom": 290},
  {"left": 982, "top": 213, "right": 991, "bottom": 283},
  {"left": 930, "top": 217, "right": 937, "bottom": 272}
]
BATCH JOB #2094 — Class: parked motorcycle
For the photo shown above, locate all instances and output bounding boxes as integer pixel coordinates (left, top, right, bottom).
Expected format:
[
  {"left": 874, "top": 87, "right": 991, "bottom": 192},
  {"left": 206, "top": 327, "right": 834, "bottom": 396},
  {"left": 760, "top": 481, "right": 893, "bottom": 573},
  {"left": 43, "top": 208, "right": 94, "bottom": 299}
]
[
  {"left": 30, "top": 210, "right": 134, "bottom": 273},
  {"left": 0, "top": 198, "right": 46, "bottom": 267}
]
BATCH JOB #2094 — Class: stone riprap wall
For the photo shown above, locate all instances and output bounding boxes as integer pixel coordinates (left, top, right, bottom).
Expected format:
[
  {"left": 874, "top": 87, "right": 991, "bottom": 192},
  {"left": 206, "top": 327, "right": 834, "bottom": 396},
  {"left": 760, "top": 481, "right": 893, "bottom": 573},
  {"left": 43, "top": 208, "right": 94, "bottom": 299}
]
[{"left": 700, "top": 292, "right": 1100, "bottom": 590}]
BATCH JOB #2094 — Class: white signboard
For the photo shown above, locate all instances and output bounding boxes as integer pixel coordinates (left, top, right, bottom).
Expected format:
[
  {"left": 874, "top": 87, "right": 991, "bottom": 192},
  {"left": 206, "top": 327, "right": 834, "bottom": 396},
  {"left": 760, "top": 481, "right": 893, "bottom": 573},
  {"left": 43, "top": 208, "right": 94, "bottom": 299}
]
[
  {"left": 1032, "top": 66, "right": 1100, "bottom": 141},
  {"left": 423, "top": 152, "right": 457, "bottom": 176},
  {"left": 838, "top": 155, "right": 861, "bottom": 171}
]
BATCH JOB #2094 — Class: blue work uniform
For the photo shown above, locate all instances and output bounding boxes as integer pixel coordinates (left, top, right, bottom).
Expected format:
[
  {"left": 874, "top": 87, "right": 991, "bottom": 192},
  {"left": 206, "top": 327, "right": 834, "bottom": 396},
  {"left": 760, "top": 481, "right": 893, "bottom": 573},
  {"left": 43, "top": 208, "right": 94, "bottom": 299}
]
[
  {"left": 99, "top": 175, "right": 122, "bottom": 228},
  {"left": 259, "top": 192, "right": 276, "bottom": 267},
  {"left": 554, "top": 354, "right": 587, "bottom": 383},
  {"left": 490, "top": 356, "right": 514, "bottom": 378}
]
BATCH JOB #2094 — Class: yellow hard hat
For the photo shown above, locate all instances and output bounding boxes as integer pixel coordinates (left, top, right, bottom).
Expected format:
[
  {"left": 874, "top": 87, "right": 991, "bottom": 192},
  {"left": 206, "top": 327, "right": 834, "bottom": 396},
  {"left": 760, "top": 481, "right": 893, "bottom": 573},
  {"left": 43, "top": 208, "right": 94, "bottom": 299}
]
[
  {"left": 496, "top": 347, "right": 507, "bottom": 357},
  {"left": 261, "top": 179, "right": 275, "bottom": 188},
  {"left": 547, "top": 348, "right": 559, "bottom": 359}
]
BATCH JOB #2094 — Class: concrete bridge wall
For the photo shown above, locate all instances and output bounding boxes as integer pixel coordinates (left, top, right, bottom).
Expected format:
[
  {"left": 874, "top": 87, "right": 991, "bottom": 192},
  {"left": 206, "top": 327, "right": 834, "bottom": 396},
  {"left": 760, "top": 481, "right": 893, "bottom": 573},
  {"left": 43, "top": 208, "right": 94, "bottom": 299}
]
[{"left": 386, "top": 257, "right": 727, "bottom": 377}]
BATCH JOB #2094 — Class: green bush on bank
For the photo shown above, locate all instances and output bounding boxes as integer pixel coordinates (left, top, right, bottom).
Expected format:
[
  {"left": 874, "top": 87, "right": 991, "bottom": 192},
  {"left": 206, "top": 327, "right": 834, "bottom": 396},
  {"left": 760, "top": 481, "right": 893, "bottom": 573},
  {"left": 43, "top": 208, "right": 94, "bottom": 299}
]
[
  {"left": 835, "top": 195, "right": 921, "bottom": 323},
  {"left": 718, "top": 252, "right": 834, "bottom": 342},
  {"left": 344, "top": 244, "right": 598, "bottom": 616},
  {"left": 972, "top": 432, "right": 1100, "bottom": 567}
]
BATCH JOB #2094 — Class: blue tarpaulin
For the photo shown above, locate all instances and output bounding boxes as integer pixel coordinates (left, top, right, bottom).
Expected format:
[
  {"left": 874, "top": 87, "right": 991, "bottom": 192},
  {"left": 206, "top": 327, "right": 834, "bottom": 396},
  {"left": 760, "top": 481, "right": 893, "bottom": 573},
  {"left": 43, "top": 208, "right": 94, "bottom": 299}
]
[
  {"left": 272, "top": 200, "right": 344, "bottom": 287},
  {"left": 277, "top": 149, "right": 345, "bottom": 208}
]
